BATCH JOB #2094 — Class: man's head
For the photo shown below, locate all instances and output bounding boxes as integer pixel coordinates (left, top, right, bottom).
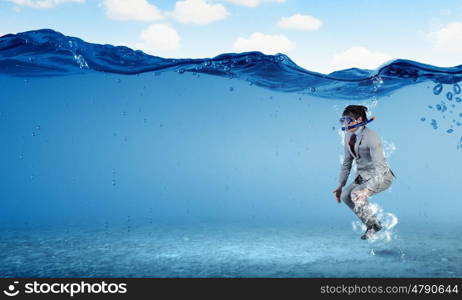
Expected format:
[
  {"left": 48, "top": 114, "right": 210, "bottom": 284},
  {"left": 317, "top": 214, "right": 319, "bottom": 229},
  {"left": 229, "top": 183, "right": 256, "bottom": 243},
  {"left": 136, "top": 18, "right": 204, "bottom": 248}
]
[{"left": 340, "top": 105, "right": 368, "bottom": 132}]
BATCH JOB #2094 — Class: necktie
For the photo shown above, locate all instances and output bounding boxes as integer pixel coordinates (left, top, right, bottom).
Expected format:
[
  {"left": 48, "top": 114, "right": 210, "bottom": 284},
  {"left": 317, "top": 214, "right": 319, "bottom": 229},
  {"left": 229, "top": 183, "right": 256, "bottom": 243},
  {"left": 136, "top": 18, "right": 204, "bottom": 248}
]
[{"left": 349, "top": 133, "right": 357, "bottom": 156}]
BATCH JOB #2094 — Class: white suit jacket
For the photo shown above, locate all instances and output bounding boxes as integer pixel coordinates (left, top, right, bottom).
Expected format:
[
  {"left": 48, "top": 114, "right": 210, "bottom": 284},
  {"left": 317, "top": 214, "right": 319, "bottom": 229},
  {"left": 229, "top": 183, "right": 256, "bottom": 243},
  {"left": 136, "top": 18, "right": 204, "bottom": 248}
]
[{"left": 339, "top": 125, "right": 395, "bottom": 192}]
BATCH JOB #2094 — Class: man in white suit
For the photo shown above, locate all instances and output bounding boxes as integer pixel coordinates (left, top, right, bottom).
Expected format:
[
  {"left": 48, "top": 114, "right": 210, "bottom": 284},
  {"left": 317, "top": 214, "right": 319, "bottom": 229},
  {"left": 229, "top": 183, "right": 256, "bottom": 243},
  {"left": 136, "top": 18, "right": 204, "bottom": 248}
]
[{"left": 333, "top": 105, "right": 396, "bottom": 240}]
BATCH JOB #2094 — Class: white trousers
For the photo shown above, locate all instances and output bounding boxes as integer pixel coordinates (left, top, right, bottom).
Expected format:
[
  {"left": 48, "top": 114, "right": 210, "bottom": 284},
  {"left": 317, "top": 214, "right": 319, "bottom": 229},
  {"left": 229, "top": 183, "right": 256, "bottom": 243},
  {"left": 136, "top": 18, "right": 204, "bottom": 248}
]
[{"left": 340, "top": 172, "right": 393, "bottom": 226}]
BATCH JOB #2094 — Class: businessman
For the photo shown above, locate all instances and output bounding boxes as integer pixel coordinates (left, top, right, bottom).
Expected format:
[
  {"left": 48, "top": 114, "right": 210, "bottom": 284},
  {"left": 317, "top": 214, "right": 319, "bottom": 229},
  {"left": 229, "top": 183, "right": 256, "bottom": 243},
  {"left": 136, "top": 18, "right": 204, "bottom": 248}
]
[{"left": 333, "top": 105, "right": 396, "bottom": 240}]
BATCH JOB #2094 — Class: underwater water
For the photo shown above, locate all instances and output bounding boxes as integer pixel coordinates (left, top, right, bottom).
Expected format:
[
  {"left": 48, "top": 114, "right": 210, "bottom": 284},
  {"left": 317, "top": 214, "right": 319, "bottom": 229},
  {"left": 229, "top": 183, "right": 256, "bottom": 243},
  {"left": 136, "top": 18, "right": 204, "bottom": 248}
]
[{"left": 0, "top": 29, "right": 461, "bottom": 278}]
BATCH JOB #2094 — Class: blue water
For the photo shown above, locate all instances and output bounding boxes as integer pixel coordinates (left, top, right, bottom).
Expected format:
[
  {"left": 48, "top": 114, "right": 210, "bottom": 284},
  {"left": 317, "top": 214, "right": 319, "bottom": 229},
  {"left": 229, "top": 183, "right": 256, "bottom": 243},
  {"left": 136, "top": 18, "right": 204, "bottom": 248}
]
[{"left": 0, "top": 29, "right": 461, "bottom": 278}]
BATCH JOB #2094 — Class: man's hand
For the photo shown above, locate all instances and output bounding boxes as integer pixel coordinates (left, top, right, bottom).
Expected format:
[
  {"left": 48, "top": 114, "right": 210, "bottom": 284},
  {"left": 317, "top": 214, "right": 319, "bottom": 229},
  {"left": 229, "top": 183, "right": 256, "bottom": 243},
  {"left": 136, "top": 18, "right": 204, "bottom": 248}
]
[{"left": 332, "top": 185, "right": 342, "bottom": 203}]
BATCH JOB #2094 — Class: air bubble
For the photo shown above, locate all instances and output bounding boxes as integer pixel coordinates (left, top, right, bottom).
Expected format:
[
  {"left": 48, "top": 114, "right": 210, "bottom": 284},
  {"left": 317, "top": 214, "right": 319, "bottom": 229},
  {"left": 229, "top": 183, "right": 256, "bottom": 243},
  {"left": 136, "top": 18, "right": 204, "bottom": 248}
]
[
  {"left": 454, "top": 83, "right": 461, "bottom": 94},
  {"left": 433, "top": 83, "right": 443, "bottom": 95},
  {"left": 440, "top": 101, "right": 447, "bottom": 112}
]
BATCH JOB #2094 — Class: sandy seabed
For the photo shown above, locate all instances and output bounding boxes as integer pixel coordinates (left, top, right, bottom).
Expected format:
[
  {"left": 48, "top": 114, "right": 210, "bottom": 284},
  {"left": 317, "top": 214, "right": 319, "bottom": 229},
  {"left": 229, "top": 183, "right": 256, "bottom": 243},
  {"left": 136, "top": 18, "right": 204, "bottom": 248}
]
[{"left": 0, "top": 222, "right": 460, "bottom": 278}]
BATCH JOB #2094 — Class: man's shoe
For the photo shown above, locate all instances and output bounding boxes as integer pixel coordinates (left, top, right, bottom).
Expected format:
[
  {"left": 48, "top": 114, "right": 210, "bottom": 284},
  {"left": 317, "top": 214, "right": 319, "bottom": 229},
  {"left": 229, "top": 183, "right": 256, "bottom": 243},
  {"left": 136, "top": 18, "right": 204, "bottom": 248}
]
[
  {"left": 361, "top": 221, "right": 382, "bottom": 240},
  {"left": 373, "top": 221, "right": 382, "bottom": 232}
]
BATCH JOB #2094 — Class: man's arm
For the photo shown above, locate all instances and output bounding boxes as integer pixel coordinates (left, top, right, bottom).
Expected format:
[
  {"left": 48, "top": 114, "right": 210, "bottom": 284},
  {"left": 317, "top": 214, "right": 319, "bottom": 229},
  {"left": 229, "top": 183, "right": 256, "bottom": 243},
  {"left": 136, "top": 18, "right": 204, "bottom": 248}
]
[{"left": 339, "top": 137, "right": 353, "bottom": 187}]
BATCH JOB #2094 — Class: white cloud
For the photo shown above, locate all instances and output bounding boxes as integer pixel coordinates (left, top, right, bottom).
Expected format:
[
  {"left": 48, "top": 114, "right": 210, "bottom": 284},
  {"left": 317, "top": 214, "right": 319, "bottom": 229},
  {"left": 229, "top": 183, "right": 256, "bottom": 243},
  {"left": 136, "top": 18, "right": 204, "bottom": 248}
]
[
  {"left": 223, "top": 0, "right": 285, "bottom": 7},
  {"left": 134, "top": 24, "right": 180, "bottom": 54},
  {"left": 277, "top": 13, "right": 322, "bottom": 31},
  {"left": 331, "top": 46, "right": 391, "bottom": 70},
  {"left": 103, "top": 0, "right": 163, "bottom": 21},
  {"left": 7, "top": 0, "right": 84, "bottom": 8},
  {"left": 169, "top": 0, "right": 229, "bottom": 24},
  {"left": 429, "top": 22, "right": 462, "bottom": 53},
  {"left": 232, "top": 32, "right": 295, "bottom": 54}
]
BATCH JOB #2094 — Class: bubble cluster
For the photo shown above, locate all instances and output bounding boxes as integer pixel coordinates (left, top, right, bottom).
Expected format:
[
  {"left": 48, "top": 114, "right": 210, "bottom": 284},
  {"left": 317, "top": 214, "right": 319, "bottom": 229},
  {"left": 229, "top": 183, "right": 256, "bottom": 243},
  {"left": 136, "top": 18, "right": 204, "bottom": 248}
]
[
  {"left": 73, "top": 54, "right": 88, "bottom": 69},
  {"left": 425, "top": 83, "right": 462, "bottom": 140},
  {"left": 372, "top": 75, "right": 384, "bottom": 92}
]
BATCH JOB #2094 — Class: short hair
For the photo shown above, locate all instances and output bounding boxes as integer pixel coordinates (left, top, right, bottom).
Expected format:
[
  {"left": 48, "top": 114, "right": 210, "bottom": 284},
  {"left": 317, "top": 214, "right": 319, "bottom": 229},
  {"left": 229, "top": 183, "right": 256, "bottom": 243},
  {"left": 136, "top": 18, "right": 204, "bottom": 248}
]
[{"left": 342, "top": 105, "right": 368, "bottom": 122}]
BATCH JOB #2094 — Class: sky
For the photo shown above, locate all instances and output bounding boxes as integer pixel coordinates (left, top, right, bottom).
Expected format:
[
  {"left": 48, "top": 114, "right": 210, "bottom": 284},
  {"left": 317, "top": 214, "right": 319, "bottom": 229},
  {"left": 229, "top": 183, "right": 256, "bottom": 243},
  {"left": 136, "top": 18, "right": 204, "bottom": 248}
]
[{"left": 2, "top": 0, "right": 462, "bottom": 74}]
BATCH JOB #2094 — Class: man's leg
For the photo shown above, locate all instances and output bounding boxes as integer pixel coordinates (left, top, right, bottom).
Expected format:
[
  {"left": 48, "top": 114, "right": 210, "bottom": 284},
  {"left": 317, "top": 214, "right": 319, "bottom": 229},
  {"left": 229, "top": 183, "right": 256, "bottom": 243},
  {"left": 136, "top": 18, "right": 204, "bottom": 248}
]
[
  {"left": 350, "top": 184, "right": 379, "bottom": 227},
  {"left": 340, "top": 181, "right": 359, "bottom": 211}
]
